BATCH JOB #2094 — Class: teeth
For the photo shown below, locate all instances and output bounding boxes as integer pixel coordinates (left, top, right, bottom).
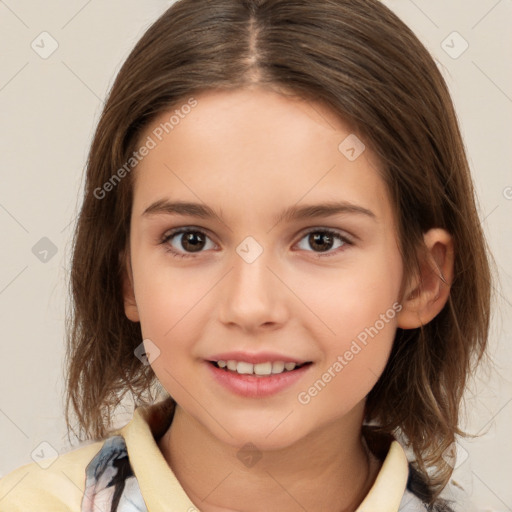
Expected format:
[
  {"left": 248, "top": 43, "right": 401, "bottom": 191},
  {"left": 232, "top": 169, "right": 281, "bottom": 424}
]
[
  {"left": 271, "top": 361, "right": 285, "bottom": 374},
  {"left": 237, "top": 361, "right": 253, "bottom": 375},
  {"left": 215, "top": 360, "right": 302, "bottom": 375},
  {"left": 254, "top": 362, "right": 272, "bottom": 375}
]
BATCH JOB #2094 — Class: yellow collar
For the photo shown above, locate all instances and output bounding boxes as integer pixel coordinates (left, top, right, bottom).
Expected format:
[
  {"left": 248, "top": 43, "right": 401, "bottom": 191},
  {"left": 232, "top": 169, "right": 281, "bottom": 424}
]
[{"left": 119, "top": 399, "right": 409, "bottom": 512}]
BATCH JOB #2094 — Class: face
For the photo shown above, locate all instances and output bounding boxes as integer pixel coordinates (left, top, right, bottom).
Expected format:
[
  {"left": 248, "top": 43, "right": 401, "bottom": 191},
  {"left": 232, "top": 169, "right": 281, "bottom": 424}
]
[{"left": 124, "top": 86, "right": 404, "bottom": 450}]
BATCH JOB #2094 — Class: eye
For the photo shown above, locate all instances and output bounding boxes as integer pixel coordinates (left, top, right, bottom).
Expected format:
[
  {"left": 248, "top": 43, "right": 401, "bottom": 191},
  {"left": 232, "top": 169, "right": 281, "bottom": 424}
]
[
  {"left": 159, "top": 227, "right": 353, "bottom": 259},
  {"left": 295, "top": 228, "right": 352, "bottom": 257},
  {"left": 160, "top": 228, "right": 216, "bottom": 259}
]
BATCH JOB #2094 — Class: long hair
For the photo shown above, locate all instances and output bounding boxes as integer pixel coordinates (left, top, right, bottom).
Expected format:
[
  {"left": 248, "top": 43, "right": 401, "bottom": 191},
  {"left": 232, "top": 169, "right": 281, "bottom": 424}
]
[{"left": 64, "top": 0, "right": 492, "bottom": 504}]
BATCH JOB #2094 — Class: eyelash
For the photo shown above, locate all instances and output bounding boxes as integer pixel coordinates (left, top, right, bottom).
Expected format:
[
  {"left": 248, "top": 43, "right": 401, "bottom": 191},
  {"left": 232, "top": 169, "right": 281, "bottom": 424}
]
[{"left": 159, "top": 227, "right": 354, "bottom": 260}]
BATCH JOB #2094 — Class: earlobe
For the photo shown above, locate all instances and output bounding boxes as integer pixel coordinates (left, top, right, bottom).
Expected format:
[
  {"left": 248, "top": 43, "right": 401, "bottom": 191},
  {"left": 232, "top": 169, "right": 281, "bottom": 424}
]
[
  {"left": 121, "top": 247, "right": 140, "bottom": 322},
  {"left": 396, "top": 228, "right": 454, "bottom": 330}
]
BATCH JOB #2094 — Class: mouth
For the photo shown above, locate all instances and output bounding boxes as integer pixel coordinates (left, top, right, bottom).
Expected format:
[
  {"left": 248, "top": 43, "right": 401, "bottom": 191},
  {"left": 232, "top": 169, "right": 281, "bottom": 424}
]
[{"left": 208, "top": 360, "right": 313, "bottom": 376}]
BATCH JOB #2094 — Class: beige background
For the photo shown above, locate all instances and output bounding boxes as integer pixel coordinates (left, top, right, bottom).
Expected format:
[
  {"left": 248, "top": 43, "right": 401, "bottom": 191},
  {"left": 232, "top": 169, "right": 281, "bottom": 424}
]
[{"left": 0, "top": 1, "right": 511, "bottom": 510}]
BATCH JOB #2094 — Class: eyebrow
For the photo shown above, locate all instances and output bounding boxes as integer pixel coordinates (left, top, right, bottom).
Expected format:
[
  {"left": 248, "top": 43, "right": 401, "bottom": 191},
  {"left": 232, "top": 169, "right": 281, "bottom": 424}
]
[{"left": 142, "top": 199, "right": 376, "bottom": 225}]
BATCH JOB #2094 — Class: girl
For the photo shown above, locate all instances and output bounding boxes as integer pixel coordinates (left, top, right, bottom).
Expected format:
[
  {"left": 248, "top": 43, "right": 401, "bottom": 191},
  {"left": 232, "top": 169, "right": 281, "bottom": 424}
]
[{"left": 0, "top": 0, "right": 492, "bottom": 511}]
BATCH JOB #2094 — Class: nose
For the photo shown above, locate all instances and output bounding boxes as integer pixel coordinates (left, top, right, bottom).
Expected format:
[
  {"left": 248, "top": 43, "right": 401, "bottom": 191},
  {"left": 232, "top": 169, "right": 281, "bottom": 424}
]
[{"left": 217, "top": 246, "right": 290, "bottom": 332}]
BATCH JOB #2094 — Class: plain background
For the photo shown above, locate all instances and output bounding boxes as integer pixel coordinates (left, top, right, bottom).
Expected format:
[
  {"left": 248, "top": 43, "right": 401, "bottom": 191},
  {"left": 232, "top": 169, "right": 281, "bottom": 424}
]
[{"left": 0, "top": 0, "right": 511, "bottom": 510}]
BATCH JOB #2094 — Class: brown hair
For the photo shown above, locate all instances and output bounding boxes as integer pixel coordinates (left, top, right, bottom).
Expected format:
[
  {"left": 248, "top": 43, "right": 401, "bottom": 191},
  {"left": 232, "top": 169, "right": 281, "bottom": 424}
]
[{"left": 64, "top": 0, "right": 492, "bottom": 504}]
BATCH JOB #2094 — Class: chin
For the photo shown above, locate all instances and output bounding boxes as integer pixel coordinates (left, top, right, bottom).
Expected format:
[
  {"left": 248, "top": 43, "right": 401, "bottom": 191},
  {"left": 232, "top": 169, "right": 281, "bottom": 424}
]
[{"left": 211, "top": 415, "right": 307, "bottom": 451}]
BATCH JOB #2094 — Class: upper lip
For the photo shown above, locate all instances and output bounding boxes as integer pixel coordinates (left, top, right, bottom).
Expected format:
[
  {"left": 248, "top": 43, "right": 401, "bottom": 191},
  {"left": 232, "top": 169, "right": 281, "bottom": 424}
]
[{"left": 207, "top": 351, "right": 311, "bottom": 365}]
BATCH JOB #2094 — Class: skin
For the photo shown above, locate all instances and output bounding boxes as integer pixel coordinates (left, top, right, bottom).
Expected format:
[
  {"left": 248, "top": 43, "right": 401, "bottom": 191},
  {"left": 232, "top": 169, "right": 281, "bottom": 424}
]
[{"left": 122, "top": 86, "right": 454, "bottom": 512}]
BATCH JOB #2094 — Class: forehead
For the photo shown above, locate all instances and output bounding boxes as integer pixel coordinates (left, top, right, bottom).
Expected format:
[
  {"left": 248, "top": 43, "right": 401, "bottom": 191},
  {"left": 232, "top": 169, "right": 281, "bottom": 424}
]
[{"left": 131, "top": 87, "right": 392, "bottom": 224}]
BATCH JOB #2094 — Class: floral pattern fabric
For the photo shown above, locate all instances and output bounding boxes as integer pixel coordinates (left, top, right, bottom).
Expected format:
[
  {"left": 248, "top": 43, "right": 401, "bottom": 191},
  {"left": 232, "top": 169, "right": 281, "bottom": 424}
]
[{"left": 81, "top": 436, "right": 148, "bottom": 512}]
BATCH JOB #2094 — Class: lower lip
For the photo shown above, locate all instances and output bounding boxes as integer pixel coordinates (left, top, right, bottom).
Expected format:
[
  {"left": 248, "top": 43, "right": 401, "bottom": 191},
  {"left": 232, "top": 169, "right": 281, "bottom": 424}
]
[{"left": 206, "top": 361, "right": 312, "bottom": 398}]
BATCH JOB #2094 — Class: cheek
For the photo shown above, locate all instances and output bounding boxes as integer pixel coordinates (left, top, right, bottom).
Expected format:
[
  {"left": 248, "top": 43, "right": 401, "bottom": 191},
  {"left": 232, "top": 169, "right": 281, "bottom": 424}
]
[
  {"left": 308, "top": 263, "right": 401, "bottom": 342},
  {"left": 134, "top": 268, "right": 202, "bottom": 391},
  {"left": 310, "top": 249, "right": 402, "bottom": 393},
  {"left": 131, "top": 252, "right": 206, "bottom": 337},
  {"left": 132, "top": 264, "right": 220, "bottom": 394},
  {"left": 304, "top": 315, "right": 397, "bottom": 417}
]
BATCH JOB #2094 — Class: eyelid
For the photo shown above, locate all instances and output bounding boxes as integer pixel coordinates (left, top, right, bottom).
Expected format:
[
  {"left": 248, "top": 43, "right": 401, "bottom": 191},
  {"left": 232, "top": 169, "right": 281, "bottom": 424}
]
[
  {"left": 298, "top": 226, "right": 355, "bottom": 244},
  {"left": 159, "top": 224, "right": 217, "bottom": 242}
]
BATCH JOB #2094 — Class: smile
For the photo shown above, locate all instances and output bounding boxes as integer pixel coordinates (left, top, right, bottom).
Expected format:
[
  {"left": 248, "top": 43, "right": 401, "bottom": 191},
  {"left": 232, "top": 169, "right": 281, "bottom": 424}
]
[{"left": 210, "top": 360, "right": 312, "bottom": 376}]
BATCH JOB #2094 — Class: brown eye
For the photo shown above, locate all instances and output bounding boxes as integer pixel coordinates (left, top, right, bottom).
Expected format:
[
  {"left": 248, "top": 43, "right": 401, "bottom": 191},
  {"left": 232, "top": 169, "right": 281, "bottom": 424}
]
[
  {"left": 178, "top": 231, "right": 207, "bottom": 252},
  {"left": 161, "top": 228, "right": 215, "bottom": 258},
  {"left": 296, "top": 229, "right": 352, "bottom": 257},
  {"left": 308, "top": 232, "right": 335, "bottom": 252}
]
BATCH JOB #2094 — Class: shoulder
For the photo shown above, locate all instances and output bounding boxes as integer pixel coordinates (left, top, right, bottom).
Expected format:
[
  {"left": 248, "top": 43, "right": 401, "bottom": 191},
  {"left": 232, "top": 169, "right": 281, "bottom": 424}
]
[{"left": 0, "top": 439, "right": 105, "bottom": 511}]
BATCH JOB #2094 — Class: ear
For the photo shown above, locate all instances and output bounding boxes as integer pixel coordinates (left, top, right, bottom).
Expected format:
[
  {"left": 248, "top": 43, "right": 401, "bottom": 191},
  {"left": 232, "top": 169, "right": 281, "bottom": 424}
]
[
  {"left": 396, "top": 228, "right": 454, "bottom": 329},
  {"left": 120, "top": 246, "right": 140, "bottom": 322}
]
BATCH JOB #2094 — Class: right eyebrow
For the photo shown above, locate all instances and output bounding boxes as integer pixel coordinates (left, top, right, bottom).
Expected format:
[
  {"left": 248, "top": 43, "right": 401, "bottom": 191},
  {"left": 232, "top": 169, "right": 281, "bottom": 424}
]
[{"left": 142, "top": 199, "right": 222, "bottom": 219}]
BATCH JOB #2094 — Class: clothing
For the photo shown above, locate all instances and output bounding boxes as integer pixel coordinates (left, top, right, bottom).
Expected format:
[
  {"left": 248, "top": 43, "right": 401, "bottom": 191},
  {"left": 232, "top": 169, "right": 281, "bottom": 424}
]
[{"left": 0, "top": 397, "right": 438, "bottom": 511}]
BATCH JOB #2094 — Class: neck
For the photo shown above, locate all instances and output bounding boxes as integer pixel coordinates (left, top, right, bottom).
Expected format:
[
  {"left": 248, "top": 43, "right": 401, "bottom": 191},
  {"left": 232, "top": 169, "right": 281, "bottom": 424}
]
[{"left": 158, "top": 404, "right": 381, "bottom": 512}]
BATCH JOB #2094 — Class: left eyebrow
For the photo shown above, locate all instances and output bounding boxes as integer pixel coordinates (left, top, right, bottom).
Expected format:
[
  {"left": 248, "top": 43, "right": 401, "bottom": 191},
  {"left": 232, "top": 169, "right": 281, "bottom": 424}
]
[
  {"left": 273, "top": 201, "right": 376, "bottom": 225},
  {"left": 141, "top": 199, "right": 376, "bottom": 224}
]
